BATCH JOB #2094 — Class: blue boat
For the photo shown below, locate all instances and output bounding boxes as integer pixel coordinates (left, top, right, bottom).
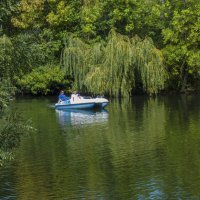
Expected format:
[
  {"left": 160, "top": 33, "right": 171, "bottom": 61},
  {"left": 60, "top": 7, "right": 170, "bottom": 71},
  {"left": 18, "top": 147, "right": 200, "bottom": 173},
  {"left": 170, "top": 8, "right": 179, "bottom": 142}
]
[{"left": 55, "top": 102, "right": 96, "bottom": 110}]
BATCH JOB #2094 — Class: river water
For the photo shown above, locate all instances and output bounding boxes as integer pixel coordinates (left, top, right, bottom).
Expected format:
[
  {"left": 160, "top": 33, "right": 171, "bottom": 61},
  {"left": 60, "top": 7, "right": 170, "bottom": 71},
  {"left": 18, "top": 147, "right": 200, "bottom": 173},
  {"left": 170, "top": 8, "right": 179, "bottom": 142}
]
[{"left": 0, "top": 95, "right": 200, "bottom": 200}]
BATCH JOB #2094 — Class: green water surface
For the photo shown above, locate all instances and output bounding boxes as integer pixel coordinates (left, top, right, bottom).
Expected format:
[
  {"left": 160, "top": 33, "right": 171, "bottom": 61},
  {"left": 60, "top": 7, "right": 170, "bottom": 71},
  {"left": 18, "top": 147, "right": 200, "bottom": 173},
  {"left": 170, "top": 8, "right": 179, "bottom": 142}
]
[{"left": 0, "top": 95, "right": 200, "bottom": 200}]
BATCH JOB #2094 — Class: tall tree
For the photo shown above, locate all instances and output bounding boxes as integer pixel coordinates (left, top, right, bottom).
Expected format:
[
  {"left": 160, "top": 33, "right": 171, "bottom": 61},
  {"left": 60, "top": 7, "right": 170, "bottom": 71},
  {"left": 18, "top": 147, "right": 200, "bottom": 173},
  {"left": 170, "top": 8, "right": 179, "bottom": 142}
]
[{"left": 162, "top": 0, "right": 200, "bottom": 91}]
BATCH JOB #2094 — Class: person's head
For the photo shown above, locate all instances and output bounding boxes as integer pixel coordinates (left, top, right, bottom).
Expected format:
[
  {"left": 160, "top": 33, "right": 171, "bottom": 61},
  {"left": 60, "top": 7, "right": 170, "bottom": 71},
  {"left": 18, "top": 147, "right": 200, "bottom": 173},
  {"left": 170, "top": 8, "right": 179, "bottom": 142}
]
[{"left": 60, "top": 90, "right": 64, "bottom": 94}]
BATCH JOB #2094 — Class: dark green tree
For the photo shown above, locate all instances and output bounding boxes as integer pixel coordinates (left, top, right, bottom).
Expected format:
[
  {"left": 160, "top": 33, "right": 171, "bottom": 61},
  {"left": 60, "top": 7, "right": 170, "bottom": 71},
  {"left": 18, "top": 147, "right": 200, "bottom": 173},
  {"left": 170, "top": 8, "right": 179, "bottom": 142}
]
[{"left": 162, "top": 0, "right": 200, "bottom": 92}]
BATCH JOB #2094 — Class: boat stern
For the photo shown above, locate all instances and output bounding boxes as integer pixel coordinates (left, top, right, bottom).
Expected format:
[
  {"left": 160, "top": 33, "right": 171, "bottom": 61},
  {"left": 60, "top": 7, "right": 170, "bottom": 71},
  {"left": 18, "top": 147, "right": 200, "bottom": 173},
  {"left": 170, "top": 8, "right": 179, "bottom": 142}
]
[{"left": 95, "top": 98, "right": 109, "bottom": 108}]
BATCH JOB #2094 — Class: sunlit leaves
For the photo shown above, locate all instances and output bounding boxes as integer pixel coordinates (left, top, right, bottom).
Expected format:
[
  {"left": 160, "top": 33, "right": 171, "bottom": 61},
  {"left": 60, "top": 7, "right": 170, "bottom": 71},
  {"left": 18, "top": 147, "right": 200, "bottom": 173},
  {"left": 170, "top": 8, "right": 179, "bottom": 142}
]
[
  {"left": 11, "top": 0, "right": 45, "bottom": 29},
  {"left": 16, "top": 65, "right": 70, "bottom": 95},
  {"left": 47, "top": 1, "right": 77, "bottom": 27}
]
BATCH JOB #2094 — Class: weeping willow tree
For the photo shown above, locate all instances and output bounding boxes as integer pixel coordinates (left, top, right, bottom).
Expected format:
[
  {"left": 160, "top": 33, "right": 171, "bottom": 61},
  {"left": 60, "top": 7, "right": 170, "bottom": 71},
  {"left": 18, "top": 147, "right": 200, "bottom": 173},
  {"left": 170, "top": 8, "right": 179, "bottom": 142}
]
[{"left": 61, "top": 31, "right": 166, "bottom": 96}]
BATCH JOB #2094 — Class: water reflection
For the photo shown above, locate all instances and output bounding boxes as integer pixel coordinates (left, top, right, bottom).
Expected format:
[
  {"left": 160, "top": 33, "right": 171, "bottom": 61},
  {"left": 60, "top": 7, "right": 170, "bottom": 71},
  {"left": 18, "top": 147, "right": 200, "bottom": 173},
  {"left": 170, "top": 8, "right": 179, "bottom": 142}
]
[
  {"left": 56, "top": 109, "right": 109, "bottom": 127},
  {"left": 1, "top": 96, "right": 200, "bottom": 200}
]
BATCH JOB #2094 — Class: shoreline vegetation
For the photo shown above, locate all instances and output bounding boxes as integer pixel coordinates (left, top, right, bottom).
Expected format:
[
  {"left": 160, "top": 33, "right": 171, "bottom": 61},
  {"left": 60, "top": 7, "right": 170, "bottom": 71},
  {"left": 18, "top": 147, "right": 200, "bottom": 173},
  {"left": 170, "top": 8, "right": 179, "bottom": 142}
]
[
  {"left": 0, "top": 0, "right": 199, "bottom": 97},
  {"left": 0, "top": 80, "right": 34, "bottom": 166}
]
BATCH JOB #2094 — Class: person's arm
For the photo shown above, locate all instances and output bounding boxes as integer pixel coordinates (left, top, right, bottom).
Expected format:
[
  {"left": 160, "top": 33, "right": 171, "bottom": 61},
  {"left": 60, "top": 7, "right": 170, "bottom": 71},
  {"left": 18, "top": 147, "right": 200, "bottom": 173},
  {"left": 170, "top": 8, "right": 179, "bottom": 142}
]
[{"left": 58, "top": 95, "right": 62, "bottom": 103}]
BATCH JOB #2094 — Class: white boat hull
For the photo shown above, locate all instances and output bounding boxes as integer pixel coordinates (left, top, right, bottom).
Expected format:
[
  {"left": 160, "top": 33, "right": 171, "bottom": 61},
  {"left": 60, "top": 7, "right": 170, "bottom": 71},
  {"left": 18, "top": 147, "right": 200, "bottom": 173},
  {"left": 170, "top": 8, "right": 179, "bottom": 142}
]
[{"left": 55, "top": 96, "right": 109, "bottom": 110}]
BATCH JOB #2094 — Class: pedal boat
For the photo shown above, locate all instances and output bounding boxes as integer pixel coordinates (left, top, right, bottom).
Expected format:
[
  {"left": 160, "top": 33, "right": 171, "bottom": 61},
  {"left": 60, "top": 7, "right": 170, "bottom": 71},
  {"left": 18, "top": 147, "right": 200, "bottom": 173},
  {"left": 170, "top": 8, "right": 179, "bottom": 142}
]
[{"left": 55, "top": 95, "right": 109, "bottom": 110}]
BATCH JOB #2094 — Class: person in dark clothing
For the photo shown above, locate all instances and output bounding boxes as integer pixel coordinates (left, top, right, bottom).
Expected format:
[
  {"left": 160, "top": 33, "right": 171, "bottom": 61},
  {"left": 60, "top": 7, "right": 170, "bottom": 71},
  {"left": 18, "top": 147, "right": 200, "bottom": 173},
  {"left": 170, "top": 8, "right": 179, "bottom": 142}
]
[{"left": 59, "top": 91, "right": 67, "bottom": 101}]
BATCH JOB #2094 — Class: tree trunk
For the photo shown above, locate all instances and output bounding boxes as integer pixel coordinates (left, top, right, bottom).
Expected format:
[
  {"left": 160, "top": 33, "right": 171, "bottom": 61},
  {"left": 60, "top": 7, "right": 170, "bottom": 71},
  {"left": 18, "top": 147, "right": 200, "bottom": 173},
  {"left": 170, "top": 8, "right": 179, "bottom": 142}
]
[{"left": 181, "top": 68, "right": 188, "bottom": 93}]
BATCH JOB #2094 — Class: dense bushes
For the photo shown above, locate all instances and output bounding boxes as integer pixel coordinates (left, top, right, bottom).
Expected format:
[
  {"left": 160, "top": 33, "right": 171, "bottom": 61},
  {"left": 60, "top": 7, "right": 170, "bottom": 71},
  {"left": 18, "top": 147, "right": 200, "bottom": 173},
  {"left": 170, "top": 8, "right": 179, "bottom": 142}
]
[{"left": 16, "top": 65, "right": 71, "bottom": 95}]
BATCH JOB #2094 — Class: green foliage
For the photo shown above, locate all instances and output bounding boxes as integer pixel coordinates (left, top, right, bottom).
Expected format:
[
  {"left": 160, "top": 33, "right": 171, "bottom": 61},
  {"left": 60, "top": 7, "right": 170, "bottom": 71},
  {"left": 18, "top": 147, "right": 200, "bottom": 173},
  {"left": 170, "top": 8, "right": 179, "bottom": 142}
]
[
  {"left": 0, "top": 0, "right": 18, "bottom": 34},
  {"left": 0, "top": 35, "right": 14, "bottom": 78},
  {"left": 162, "top": 0, "right": 200, "bottom": 91},
  {"left": 12, "top": 33, "right": 56, "bottom": 74},
  {"left": 16, "top": 65, "right": 71, "bottom": 95},
  {"left": 0, "top": 79, "right": 15, "bottom": 109},
  {"left": 11, "top": 0, "right": 45, "bottom": 29},
  {"left": 0, "top": 0, "right": 199, "bottom": 94},
  {"left": 0, "top": 80, "right": 34, "bottom": 166},
  {"left": 11, "top": 0, "right": 165, "bottom": 40},
  {"left": 0, "top": 109, "right": 34, "bottom": 166},
  {"left": 47, "top": 0, "right": 81, "bottom": 29},
  {"left": 62, "top": 31, "right": 166, "bottom": 96}
]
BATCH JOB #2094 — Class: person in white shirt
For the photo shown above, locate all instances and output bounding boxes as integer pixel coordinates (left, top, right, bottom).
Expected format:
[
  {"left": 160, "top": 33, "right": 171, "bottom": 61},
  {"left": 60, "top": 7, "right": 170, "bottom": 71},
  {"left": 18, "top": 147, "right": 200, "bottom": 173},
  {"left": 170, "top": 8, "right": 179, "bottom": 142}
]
[{"left": 71, "top": 91, "right": 80, "bottom": 102}]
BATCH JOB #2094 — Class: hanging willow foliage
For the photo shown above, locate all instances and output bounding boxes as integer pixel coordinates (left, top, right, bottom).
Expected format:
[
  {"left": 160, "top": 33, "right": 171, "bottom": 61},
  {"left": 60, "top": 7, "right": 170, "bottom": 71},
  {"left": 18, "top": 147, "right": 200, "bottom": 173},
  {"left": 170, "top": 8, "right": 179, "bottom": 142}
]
[{"left": 61, "top": 31, "right": 166, "bottom": 96}]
